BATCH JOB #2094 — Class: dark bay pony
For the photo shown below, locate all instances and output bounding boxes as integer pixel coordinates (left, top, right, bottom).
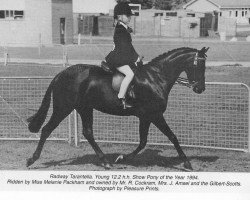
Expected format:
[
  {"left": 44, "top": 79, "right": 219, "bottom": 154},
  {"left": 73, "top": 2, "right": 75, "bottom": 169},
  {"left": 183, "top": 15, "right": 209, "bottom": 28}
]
[{"left": 26, "top": 47, "right": 209, "bottom": 170}]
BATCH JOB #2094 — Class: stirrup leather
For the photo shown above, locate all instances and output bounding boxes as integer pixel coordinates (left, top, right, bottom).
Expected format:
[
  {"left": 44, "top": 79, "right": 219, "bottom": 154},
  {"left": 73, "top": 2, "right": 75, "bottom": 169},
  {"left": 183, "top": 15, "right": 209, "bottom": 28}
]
[{"left": 120, "top": 98, "right": 132, "bottom": 109}]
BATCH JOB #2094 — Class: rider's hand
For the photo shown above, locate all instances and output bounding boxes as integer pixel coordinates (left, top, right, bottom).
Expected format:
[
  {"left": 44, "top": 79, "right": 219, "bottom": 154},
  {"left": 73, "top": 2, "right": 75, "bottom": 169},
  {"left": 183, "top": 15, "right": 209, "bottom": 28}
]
[
  {"left": 135, "top": 56, "right": 144, "bottom": 67},
  {"left": 139, "top": 55, "right": 144, "bottom": 61},
  {"left": 136, "top": 56, "right": 144, "bottom": 63}
]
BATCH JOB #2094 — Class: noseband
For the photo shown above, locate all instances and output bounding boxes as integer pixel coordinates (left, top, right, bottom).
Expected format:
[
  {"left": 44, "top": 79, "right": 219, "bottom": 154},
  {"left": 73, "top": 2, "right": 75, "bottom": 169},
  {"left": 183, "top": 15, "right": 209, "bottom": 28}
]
[{"left": 176, "top": 52, "right": 206, "bottom": 88}]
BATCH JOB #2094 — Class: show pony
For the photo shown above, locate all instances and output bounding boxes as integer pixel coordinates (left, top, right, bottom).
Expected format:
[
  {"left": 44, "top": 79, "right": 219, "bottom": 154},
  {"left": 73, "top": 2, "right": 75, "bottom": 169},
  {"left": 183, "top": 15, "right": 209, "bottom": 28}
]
[{"left": 26, "top": 47, "right": 209, "bottom": 170}]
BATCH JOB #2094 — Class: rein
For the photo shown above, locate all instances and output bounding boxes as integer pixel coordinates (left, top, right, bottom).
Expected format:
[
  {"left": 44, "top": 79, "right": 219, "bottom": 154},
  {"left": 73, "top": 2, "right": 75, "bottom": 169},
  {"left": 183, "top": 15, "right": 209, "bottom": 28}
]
[{"left": 175, "top": 77, "right": 193, "bottom": 88}]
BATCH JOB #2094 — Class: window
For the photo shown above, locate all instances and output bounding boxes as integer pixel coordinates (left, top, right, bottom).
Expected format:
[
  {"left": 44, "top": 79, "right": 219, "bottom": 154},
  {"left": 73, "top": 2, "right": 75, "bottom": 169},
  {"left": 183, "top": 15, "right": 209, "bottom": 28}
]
[
  {"left": 14, "top": 10, "right": 24, "bottom": 19},
  {"left": 129, "top": 4, "right": 141, "bottom": 16},
  {"left": 235, "top": 10, "right": 238, "bottom": 17},
  {"left": 187, "top": 13, "right": 195, "bottom": 17},
  {"left": 242, "top": 10, "right": 245, "bottom": 17},
  {"left": 155, "top": 13, "right": 163, "bottom": 17},
  {"left": 0, "top": 10, "right": 24, "bottom": 20},
  {"left": 0, "top": 10, "right": 4, "bottom": 18},
  {"left": 129, "top": 6, "right": 139, "bottom": 16},
  {"left": 166, "top": 12, "right": 177, "bottom": 17}
]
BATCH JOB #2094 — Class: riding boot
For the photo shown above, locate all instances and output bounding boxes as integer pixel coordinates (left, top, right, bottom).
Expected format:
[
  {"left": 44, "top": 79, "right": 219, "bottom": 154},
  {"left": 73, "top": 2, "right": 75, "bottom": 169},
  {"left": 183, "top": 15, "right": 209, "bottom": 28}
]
[{"left": 120, "top": 98, "right": 132, "bottom": 109}]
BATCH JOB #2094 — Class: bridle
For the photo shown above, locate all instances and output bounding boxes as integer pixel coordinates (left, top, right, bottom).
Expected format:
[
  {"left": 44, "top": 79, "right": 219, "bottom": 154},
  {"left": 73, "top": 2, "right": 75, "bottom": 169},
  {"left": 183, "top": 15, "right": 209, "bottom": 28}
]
[
  {"left": 193, "top": 52, "right": 206, "bottom": 66},
  {"left": 176, "top": 52, "right": 206, "bottom": 88}
]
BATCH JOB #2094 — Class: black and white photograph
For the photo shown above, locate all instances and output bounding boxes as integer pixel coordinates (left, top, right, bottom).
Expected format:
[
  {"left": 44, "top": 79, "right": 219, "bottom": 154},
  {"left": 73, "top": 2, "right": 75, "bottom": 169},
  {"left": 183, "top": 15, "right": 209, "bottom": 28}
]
[{"left": 0, "top": 0, "right": 250, "bottom": 199}]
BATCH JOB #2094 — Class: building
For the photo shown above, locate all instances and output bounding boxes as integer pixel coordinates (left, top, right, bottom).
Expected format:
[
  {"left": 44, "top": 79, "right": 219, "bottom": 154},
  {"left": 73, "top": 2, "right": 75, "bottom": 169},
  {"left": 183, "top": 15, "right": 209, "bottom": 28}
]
[
  {"left": 73, "top": 0, "right": 116, "bottom": 36},
  {"left": 132, "top": 9, "right": 202, "bottom": 38},
  {"left": 72, "top": 1, "right": 202, "bottom": 38},
  {"left": 0, "top": 0, "right": 73, "bottom": 46},
  {"left": 183, "top": 0, "right": 250, "bottom": 24}
]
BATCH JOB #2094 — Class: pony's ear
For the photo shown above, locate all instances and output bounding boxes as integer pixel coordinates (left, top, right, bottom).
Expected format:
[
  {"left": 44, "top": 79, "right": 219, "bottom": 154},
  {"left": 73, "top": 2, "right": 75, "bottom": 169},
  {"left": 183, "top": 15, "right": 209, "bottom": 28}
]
[
  {"left": 199, "top": 47, "right": 209, "bottom": 57},
  {"left": 200, "top": 47, "right": 209, "bottom": 53}
]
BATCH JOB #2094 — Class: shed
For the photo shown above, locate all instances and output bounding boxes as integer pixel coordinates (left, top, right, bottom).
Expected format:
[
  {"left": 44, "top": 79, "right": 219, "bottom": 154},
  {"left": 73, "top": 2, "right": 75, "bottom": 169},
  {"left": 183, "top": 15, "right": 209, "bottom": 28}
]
[
  {"left": 73, "top": 0, "right": 116, "bottom": 35},
  {"left": 183, "top": 0, "right": 250, "bottom": 24},
  {"left": 0, "top": 0, "right": 73, "bottom": 46}
]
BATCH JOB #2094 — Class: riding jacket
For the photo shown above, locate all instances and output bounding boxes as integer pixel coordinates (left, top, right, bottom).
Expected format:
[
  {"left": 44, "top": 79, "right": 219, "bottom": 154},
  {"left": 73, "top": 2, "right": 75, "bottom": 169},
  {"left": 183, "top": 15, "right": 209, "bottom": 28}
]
[{"left": 105, "top": 21, "right": 139, "bottom": 69}]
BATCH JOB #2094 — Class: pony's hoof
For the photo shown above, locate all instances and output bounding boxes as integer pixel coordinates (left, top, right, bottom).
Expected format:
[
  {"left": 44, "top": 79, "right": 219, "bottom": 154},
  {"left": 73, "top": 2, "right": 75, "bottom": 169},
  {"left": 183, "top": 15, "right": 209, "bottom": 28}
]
[
  {"left": 26, "top": 158, "right": 34, "bottom": 167},
  {"left": 184, "top": 161, "right": 193, "bottom": 171},
  {"left": 101, "top": 162, "right": 112, "bottom": 170},
  {"left": 115, "top": 155, "right": 124, "bottom": 163}
]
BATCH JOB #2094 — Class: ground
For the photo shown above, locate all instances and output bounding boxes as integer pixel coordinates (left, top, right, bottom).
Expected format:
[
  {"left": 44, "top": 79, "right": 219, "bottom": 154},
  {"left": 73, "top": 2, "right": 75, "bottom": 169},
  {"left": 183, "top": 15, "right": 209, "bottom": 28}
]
[{"left": 0, "top": 141, "right": 249, "bottom": 172}]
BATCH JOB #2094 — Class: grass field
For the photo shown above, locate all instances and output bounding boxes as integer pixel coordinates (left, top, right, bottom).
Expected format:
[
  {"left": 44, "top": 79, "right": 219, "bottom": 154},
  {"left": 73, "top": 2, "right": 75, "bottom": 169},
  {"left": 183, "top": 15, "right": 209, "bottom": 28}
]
[{"left": 2, "top": 39, "right": 250, "bottom": 62}]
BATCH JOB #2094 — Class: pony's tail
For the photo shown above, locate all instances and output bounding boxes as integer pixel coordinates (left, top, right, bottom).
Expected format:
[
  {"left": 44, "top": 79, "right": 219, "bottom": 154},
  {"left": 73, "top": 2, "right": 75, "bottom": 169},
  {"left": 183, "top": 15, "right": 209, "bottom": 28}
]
[{"left": 27, "top": 80, "right": 53, "bottom": 133}]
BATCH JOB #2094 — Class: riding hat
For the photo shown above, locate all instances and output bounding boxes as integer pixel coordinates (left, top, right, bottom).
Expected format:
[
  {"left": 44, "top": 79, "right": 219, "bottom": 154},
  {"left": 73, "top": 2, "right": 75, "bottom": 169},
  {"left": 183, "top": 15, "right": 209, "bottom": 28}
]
[{"left": 114, "top": 2, "right": 133, "bottom": 19}]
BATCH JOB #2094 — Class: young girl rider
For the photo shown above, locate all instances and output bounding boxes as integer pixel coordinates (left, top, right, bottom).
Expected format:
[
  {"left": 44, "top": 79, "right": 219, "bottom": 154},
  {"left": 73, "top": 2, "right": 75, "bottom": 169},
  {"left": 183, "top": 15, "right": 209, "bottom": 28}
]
[{"left": 105, "top": 2, "right": 140, "bottom": 109}]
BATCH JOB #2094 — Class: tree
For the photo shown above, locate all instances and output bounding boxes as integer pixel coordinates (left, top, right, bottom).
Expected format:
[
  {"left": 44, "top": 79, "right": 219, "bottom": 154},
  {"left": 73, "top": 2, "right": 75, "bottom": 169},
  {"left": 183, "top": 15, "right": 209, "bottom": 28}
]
[
  {"left": 116, "top": 0, "right": 192, "bottom": 10},
  {"left": 154, "top": 0, "right": 172, "bottom": 10},
  {"left": 130, "top": 0, "right": 154, "bottom": 9},
  {"left": 171, "top": 0, "right": 190, "bottom": 9}
]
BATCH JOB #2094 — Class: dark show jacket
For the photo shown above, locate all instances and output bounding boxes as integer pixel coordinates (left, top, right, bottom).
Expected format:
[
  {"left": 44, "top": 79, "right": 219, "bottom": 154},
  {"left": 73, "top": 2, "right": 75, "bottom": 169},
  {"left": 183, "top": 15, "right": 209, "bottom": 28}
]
[{"left": 105, "top": 21, "right": 139, "bottom": 69}]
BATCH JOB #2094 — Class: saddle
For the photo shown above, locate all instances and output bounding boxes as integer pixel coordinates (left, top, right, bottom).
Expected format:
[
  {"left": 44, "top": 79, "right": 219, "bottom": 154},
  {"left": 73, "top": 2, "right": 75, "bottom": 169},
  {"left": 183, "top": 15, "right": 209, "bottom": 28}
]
[{"left": 101, "top": 61, "right": 136, "bottom": 99}]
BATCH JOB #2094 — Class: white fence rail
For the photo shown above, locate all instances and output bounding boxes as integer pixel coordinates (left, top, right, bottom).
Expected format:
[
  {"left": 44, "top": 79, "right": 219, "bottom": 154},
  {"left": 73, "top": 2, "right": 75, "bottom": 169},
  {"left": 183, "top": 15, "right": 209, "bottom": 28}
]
[{"left": 0, "top": 78, "right": 249, "bottom": 152}]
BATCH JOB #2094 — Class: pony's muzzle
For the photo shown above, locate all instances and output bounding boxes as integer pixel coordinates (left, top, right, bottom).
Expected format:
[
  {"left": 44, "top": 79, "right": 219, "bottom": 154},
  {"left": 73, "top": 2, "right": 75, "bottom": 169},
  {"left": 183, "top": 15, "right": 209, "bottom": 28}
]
[{"left": 192, "top": 82, "right": 205, "bottom": 94}]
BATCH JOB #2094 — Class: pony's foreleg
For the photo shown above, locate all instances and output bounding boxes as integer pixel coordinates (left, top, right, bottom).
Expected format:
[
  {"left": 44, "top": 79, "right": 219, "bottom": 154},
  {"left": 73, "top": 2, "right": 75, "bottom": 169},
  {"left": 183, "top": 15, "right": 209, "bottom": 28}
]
[
  {"left": 79, "top": 109, "right": 111, "bottom": 169},
  {"left": 152, "top": 115, "right": 193, "bottom": 170},
  {"left": 115, "top": 119, "right": 151, "bottom": 163}
]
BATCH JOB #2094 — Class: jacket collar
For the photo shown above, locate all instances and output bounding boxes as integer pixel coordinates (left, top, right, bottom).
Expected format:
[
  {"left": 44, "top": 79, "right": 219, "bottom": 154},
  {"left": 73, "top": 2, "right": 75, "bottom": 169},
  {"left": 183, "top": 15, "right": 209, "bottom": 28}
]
[{"left": 118, "top": 21, "right": 128, "bottom": 29}]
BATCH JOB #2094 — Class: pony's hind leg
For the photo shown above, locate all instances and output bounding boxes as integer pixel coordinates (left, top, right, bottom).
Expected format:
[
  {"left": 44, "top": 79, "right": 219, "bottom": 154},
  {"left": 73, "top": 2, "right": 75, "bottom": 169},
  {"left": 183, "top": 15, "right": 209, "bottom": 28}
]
[
  {"left": 115, "top": 118, "right": 151, "bottom": 163},
  {"left": 78, "top": 108, "right": 111, "bottom": 169},
  {"left": 152, "top": 115, "right": 193, "bottom": 170},
  {"left": 26, "top": 106, "right": 73, "bottom": 167}
]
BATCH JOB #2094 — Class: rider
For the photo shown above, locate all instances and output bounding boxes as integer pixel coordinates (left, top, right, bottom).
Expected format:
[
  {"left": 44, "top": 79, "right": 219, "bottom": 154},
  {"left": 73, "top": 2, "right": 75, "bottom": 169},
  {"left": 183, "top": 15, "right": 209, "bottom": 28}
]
[{"left": 105, "top": 1, "right": 140, "bottom": 109}]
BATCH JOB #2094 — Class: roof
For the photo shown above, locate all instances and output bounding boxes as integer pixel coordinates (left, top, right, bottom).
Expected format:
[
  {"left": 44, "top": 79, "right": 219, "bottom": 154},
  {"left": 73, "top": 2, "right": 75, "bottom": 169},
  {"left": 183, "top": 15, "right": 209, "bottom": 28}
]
[{"left": 183, "top": 0, "right": 250, "bottom": 9}]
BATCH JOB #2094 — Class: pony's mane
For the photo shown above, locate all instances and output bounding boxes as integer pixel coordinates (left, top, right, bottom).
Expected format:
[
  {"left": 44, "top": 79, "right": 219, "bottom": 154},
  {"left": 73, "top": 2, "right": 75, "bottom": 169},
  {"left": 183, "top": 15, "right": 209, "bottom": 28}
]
[{"left": 147, "top": 47, "right": 197, "bottom": 66}]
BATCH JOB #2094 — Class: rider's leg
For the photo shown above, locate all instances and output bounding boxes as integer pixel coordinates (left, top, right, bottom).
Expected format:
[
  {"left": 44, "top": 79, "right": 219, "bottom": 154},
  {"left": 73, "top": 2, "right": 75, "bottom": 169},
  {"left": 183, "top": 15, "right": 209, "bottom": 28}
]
[{"left": 116, "top": 65, "right": 134, "bottom": 108}]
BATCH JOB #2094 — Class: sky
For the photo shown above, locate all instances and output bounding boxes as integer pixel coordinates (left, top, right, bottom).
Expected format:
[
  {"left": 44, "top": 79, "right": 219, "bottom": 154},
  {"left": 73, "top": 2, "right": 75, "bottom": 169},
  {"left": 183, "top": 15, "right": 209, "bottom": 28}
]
[
  {"left": 0, "top": 0, "right": 25, "bottom": 10},
  {"left": 73, "top": 0, "right": 117, "bottom": 14},
  {"left": 0, "top": 0, "right": 117, "bottom": 14}
]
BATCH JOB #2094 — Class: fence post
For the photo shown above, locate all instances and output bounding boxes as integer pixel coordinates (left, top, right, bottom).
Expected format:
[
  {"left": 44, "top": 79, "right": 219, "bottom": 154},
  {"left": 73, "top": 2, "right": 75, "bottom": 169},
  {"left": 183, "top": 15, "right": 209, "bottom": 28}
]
[
  {"left": 38, "top": 33, "right": 42, "bottom": 57},
  {"left": 62, "top": 45, "right": 69, "bottom": 67},
  {"left": 74, "top": 110, "right": 79, "bottom": 146},
  {"left": 179, "top": 17, "right": 182, "bottom": 38},
  {"left": 247, "top": 83, "right": 250, "bottom": 153},
  {"left": 4, "top": 46, "right": 9, "bottom": 66},
  {"left": 78, "top": 33, "right": 81, "bottom": 45},
  {"left": 68, "top": 111, "right": 73, "bottom": 145},
  {"left": 89, "top": 32, "right": 93, "bottom": 44}
]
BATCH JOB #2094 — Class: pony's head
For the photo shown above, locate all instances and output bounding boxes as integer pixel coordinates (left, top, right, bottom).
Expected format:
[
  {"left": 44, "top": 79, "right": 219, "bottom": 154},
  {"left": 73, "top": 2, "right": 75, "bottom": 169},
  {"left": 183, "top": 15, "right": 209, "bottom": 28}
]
[{"left": 185, "top": 47, "right": 209, "bottom": 94}]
